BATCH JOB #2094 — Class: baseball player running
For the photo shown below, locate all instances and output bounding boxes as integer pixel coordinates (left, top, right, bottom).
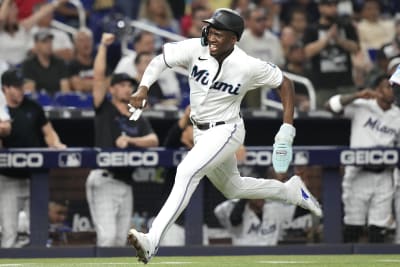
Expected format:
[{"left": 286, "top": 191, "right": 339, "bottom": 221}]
[{"left": 128, "top": 8, "right": 322, "bottom": 264}]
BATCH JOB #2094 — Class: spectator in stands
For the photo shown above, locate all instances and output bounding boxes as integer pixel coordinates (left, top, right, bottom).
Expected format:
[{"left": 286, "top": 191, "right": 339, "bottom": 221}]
[
  {"left": 352, "top": 0, "right": 395, "bottom": 89},
  {"left": 180, "top": 0, "right": 211, "bottom": 37},
  {"left": 114, "top": 31, "right": 181, "bottom": 107},
  {"left": 381, "top": 17, "right": 400, "bottom": 60},
  {"left": 238, "top": 6, "right": 284, "bottom": 108},
  {"left": 325, "top": 74, "right": 400, "bottom": 243},
  {"left": 0, "top": 68, "right": 66, "bottom": 248},
  {"left": 133, "top": 52, "right": 168, "bottom": 107},
  {"left": 114, "top": 31, "right": 155, "bottom": 76},
  {"left": 283, "top": 44, "right": 311, "bottom": 112},
  {"left": 286, "top": 7, "right": 308, "bottom": 45},
  {"left": 29, "top": 2, "right": 74, "bottom": 61},
  {"left": 137, "top": 0, "right": 181, "bottom": 52},
  {"left": 357, "top": 0, "right": 394, "bottom": 55},
  {"left": 303, "top": 0, "right": 359, "bottom": 108},
  {"left": 186, "top": 5, "right": 212, "bottom": 38},
  {"left": 15, "top": 0, "right": 44, "bottom": 20},
  {"left": 86, "top": 33, "right": 159, "bottom": 247},
  {"left": 281, "top": 0, "right": 319, "bottom": 25},
  {"left": 280, "top": 26, "right": 298, "bottom": 59},
  {"left": 239, "top": 6, "right": 284, "bottom": 67},
  {"left": 22, "top": 29, "right": 70, "bottom": 95},
  {"left": 69, "top": 28, "right": 96, "bottom": 93},
  {"left": 230, "top": 0, "right": 253, "bottom": 16},
  {"left": 0, "top": 0, "right": 68, "bottom": 66},
  {"left": 254, "top": 0, "right": 283, "bottom": 35}
]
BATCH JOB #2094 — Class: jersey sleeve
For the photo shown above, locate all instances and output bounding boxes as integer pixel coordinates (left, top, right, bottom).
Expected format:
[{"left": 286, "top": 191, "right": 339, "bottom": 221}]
[
  {"left": 343, "top": 99, "right": 364, "bottom": 119},
  {"left": 214, "top": 200, "right": 237, "bottom": 229},
  {"left": 250, "top": 58, "right": 283, "bottom": 89},
  {"left": 162, "top": 39, "right": 198, "bottom": 69}
]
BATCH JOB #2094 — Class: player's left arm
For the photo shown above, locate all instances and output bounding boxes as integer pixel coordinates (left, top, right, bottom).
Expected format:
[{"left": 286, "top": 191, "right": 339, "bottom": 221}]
[
  {"left": 276, "top": 76, "right": 295, "bottom": 125},
  {"left": 273, "top": 76, "right": 296, "bottom": 173}
]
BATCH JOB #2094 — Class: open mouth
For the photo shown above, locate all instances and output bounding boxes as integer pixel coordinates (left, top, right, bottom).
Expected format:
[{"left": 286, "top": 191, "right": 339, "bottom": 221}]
[{"left": 209, "top": 44, "right": 217, "bottom": 53}]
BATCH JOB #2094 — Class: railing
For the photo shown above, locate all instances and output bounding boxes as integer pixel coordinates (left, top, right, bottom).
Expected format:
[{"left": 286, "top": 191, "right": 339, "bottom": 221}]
[
  {"left": 3, "top": 146, "right": 399, "bottom": 247},
  {"left": 50, "top": 0, "right": 86, "bottom": 35}
]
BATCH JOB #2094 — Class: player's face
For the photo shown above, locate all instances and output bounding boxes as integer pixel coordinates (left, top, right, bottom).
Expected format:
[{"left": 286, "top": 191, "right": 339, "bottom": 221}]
[
  {"left": 379, "top": 79, "right": 395, "bottom": 104},
  {"left": 207, "top": 27, "right": 236, "bottom": 58},
  {"left": 111, "top": 81, "right": 134, "bottom": 103},
  {"left": 4, "top": 85, "right": 24, "bottom": 107}
]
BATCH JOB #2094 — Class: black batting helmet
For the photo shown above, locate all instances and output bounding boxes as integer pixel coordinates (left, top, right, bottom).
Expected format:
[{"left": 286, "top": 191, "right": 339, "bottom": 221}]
[{"left": 202, "top": 8, "right": 245, "bottom": 41}]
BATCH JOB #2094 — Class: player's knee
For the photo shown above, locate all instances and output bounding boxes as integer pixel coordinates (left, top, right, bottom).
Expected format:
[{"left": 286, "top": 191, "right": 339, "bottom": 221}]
[
  {"left": 368, "top": 225, "right": 386, "bottom": 243},
  {"left": 343, "top": 224, "right": 363, "bottom": 243}
]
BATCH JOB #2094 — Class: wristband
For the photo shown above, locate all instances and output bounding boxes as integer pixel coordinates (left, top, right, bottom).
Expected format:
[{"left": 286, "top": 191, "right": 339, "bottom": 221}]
[{"left": 329, "top": 94, "right": 343, "bottom": 113}]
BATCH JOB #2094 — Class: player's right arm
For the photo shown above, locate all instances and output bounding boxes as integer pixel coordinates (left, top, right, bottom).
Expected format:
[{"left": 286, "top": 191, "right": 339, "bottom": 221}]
[
  {"left": 93, "top": 33, "right": 114, "bottom": 108},
  {"left": 325, "top": 89, "right": 378, "bottom": 113}
]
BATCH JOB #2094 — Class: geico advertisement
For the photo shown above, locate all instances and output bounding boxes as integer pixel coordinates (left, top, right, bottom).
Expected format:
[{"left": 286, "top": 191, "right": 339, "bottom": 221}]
[
  {"left": 97, "top": 151, "right": 159, "bottom": 167},
  {"left": 340, "top": 149, "right": 398, "bottom": 165},
  {"left": 0, "top": 153, "right": 43, "bottom": 167}
]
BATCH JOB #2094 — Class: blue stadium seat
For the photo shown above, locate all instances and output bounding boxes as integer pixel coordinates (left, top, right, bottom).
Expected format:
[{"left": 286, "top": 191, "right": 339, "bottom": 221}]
[
  {"left": 53, "top": 92, "right": 93, "bottom": 108},
  {"left": 25, "top": 91, "right": 53, "bottom": 107}
]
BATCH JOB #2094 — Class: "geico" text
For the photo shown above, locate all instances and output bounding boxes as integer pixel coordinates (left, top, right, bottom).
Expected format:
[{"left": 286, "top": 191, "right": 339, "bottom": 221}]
[{"left": 97, "top": 152, "right": 159, "bottom": 167}]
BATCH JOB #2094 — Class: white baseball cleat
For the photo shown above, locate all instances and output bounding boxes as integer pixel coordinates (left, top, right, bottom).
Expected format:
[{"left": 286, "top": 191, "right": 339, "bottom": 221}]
[
  {"left": 285, "top": 175, "right": 322, "bottom": 217},
  {"left": 127, "top": 229, "right": 154, "bottom": 264}
]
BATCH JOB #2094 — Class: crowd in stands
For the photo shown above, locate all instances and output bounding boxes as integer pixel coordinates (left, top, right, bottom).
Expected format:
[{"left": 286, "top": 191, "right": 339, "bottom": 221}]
[
  {"left": 2, "top": 0, "right": 400, "bottom": 248},
  {"left": 0, "top": 0, "right": 399, "bottom": 111}
]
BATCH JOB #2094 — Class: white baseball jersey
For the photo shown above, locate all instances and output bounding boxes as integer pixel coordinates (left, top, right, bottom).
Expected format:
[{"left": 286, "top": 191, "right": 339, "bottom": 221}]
[
  {"left": 214, "top": 199, "right": 285, "bottom": 245},
  {"left": 344, "top": 99, "right": 400, "bottom": 148},
  {"left": 163, "top": 38, "right": 283, "bottom": 123},
  {"left": 147, "top": 38, "right": 301, "bottom": 252},
  {"left": 342, "top": 99, "right": 400, "bottom": 227}
]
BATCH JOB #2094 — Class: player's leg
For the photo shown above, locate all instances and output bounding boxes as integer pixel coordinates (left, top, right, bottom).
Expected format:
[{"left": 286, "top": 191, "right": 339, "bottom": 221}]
[
  {"left": 206, "top": 156, "right": 321, "bottom": 216},
  {"left": 368, "top": 172, "right": 393, "bottom": 243},
  {"left": 342, "top": 169, "right": 371, "bottom": 242},
  {"left": 0, "top": 175, "right": 26, "bottom": 248},
  {"left": 115, "top": 182, "right": 133, "bottom": 246},
  {"left": 129, "top": 122, "right": 244, "bottom": 263},
  {"left": 394, "top": 183, "right": 400, "bottom": 244},
  {"left": 86, "top": 170, "right": 118, "bottom": 246}
]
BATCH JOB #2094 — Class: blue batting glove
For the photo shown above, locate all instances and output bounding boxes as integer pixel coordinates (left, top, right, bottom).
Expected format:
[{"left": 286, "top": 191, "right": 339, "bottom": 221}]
[
  {"left": 272, "top": 123, "right": 296, "bottom": 173},
  {"left": 272, "top": 142, "right": 292, "bottom": 173}
]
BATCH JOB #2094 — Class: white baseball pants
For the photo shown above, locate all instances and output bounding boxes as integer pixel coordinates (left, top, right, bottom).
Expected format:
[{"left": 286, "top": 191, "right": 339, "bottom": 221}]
[
  {"left": 86, "top": 170, "right": 133, "bottom": 246},
  {"left": 0, "top": 174, "right": 29, "bottom": 248},
  {"left": 148, "top": 120, "right": 292, "bottom": 248},
  {"left": 342, "top": 166, "right": 393, "bottom": 227}
]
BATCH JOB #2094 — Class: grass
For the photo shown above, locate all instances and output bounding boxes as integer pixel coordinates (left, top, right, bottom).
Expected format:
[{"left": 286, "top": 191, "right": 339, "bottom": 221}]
[{"left": 1, "top": 255, "right": 400, "bottom": 267}]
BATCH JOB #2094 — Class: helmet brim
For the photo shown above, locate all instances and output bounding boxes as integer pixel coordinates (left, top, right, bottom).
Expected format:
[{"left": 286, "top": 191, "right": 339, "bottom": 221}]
[{"left": 202, "top": 18, "right": 229, "bottom": 31}]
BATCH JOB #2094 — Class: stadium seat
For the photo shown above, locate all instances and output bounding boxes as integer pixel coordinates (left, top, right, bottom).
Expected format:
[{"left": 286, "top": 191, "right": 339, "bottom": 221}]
[
  {"left": 53, "top": 92, "right": 93, "bottom": 108},
  {"left": 25, "top": 90, "right": 53, "bottom": 107}
]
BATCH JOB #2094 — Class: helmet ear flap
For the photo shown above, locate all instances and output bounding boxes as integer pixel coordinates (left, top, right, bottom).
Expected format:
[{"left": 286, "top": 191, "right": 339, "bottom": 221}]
[{"left": 201, "top": 25, "right": 209, "bottom": 46}]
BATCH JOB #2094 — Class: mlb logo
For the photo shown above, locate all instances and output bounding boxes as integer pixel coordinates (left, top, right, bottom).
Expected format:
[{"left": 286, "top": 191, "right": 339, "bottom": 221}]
[
  {"left": 294, "top": 151, "right": 309, "bottom": 165},
  {"left": 59, "top": 153, "right": 82, "bottom": 167}
]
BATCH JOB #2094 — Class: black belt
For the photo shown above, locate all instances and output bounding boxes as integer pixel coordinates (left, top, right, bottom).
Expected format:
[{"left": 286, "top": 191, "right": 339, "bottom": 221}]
[
  {"left": 361, "top": 166, "right": 387, "bottom": 173},
  {"left": 190, "top": 116, "right": 225, "bottom": 130},
  {"left": 195, "top": 121, "right": 225, "bottom": 130}
]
